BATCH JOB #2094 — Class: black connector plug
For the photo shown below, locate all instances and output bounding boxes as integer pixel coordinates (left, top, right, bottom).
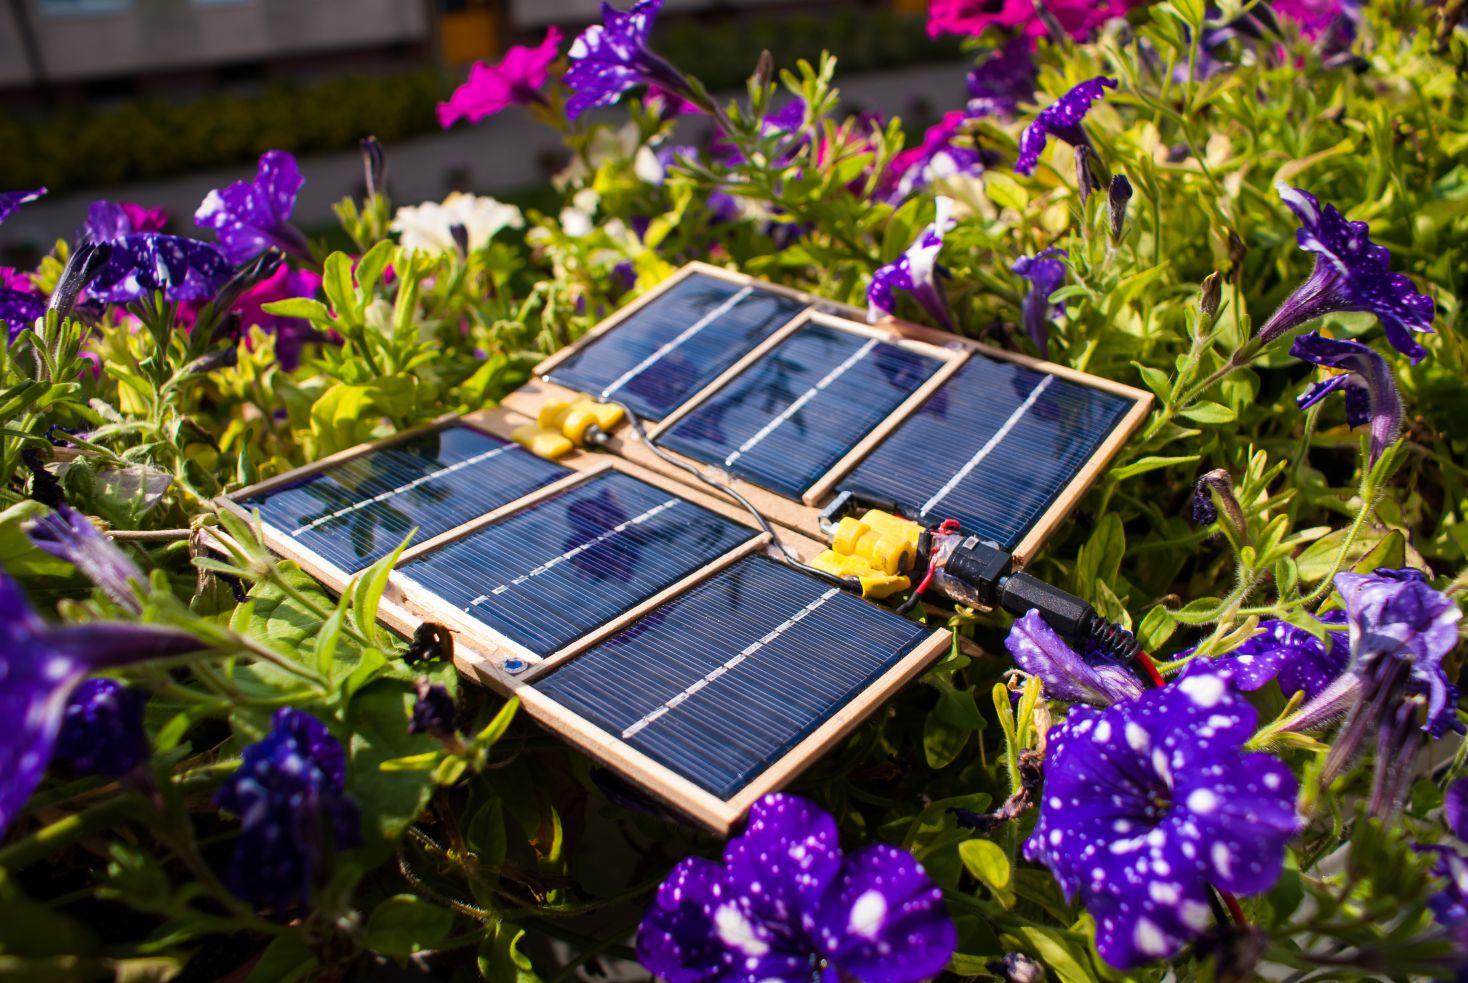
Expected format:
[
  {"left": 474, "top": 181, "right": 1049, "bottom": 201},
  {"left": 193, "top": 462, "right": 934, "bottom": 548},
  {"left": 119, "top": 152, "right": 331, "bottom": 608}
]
[{"left": 997, "top": 572, "right": 1093, "bottom": 637}]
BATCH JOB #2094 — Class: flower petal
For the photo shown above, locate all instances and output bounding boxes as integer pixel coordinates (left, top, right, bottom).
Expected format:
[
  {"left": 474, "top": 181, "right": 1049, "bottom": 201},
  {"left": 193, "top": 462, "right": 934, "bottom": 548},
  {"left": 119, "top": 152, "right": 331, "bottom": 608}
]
[{"left": 724, "top": 793, "right": 843, "bottom": 927}]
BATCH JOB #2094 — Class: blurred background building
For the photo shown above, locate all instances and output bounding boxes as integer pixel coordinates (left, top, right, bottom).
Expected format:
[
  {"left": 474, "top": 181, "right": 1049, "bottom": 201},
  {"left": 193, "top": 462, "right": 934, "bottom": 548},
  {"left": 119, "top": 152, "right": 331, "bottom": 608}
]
[{"left": 0, "top": 0, "right": 951, "bottom": 252}]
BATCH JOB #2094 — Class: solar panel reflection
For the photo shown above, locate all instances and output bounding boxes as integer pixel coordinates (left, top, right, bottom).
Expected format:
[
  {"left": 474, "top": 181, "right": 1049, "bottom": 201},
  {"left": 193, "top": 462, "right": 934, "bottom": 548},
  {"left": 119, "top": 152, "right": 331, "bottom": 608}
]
[
  {"left": 545, "top": 273, "right": 806, "bottom": 421},
  {"left": 841, "top": 355, "right": 1133, "bottom": 550},
  {"left": 397, "top": 470, "right": 756, "bottom": 657},
  {"left": 659, "top": 322, "right": 944, "bottom": 498},
  {"left": 242, "top": 425, "right": 567, "bottom": 573},
  {"left": 533, "top": 555, "right": 931, "bottom": 799}
]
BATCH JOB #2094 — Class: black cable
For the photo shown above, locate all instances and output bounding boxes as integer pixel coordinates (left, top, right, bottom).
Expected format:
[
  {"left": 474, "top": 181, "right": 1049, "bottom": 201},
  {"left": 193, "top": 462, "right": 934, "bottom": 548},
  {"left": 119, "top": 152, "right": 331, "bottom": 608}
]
[{"left": 600, "top": 399, "right": 862, "bottom": 592}]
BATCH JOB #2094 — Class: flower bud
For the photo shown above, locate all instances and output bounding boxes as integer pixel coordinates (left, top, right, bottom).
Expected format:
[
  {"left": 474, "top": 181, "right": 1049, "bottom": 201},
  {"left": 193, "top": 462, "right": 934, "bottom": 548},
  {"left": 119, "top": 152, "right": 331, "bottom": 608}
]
[
  {"left": 1107, "top": 173, "right": 1133, "bottom": 240},
  {"left": 1074, "top": 145, "right": 1100, "bottom": 207},
  {"left": 1199, "top": 271, "right": 1222, "bottom": 319},
  {"left": 49, "top": 241, "right": 112, "bottom": 321},
  {"left": 1226, "top": 229, "right": 1247, "bottom": 282},
  {"left": 360, "top": 136, "right": 387, "bottom": 201},
  {"left": 752, "top": 48, "right": 774, "bottom": 91}
]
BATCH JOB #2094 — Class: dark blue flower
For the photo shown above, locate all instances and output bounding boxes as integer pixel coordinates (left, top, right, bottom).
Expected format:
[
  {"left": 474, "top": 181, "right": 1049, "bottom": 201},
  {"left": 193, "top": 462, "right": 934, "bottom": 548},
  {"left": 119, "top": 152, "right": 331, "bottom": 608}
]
[
  {"left": 1260, "top": 183, "right": 1436, "bottom": 361},
  {"left": 54, "top": 678, "right": 151, "bottom": 777},
  {"left": 1290, "top": 331, "right": 1403, "bottom": 465},
  {"left": 1011, "top": 247, "right": 1067, "bottom": 354},
  {"left": 0, "top": 289, "right": 45, "bottom": 341},
  {"left": 1025, "top": 673, "right": 1301, "bottom": 968},
  {"left": 637, "top": 793, "right": 956, "bottom": 982},
  {"left": 1178, "top": 619, "right": 1349, "bottom": 702},
  {"left": 868, "top": 195, "right": 957, "bottom": 331},
  {"left": 565, "top": 0, "right": 693, "bottom": 120},
  {"left": 966, "top": 37, "right": 1036, "bottom": 119},
  {"left": 1015, "top": 77, "right": 1116, "bottom": 176},
  {"left": 408, "top": 678, "right": 459, "bottom": 737},
  {"left": 1006, "top": 610, "right": 1146, "bottom": 706},
  {"left": 0, "top": 571, "right": 199, "bottom": 837},
  {"left": 27, "top": 506, "right": 146, "bottom": 610},
  {"left": 88, "top": 234, "right": 232, "bottom": 305},
  {"left": 0, "top": 187, "right": 45, "bottom": 226},
  {"left": 214, "top": 708, "right": 362, "bottom": 910},
  {"left": 194, "top": 151, "right": 311, "bottom": 265}
]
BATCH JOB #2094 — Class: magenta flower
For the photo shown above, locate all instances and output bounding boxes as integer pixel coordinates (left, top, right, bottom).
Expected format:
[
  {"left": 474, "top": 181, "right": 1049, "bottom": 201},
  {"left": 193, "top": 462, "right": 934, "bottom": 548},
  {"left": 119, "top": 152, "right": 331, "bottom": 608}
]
[
  {"left": 194, "top": 151, "right": 311, "bottom": 264},
  {"left": 966, "top": 36, "right": 1037, "bottom": 119},
  {"left": 1259, "top": 183, "right": 1436, "bottom": 361},
  {"left": 887, "top": 111, "right": 990, "bottom": 201},
  {"left": 637, "top": 794, "right": 955, "bottom": 982},
  {"left": 232, "top": 263, "right": 327, "bottom": 369},
  {"left": 0, "top": 571, "right": 200, "bottom": 837},
  {"left": 438, "top": 27, "right": 562, "bottom": 127},
  {"left": 868, "top": 195, "right": 957, "bottom": 331},
  {"left": 565, "top": 0, "right": 693, "bottom": 119},
  {"left": 1025, "top": 673, "right": 1301, "bottom": 968},
  {"left": 1015, "top": 77, "right": 1117, "bottom": 176},
  {"left": 85, "top": 200, "right": 168, "bottom": 242},
  {"left": 215, "top": 708, "right": 362, "bottom": 910},
  {"left": 1011, "top": 247, "right": 1068, "bottom": 354},
  {"left": 1290, "top": 332, "right": 1403, "bottom": 464},
  {"left": 1273, "top": 0, "right": 1362, "bottom": 40},
  {"left": 0, "top": 187, "right": 45, "bottom": 226},
  {"left": 928, "top": 0, "right": 1137, "bottom": 41},
  {"left": 1006, "top": 610, "right": 1146, "bottom": 705}
]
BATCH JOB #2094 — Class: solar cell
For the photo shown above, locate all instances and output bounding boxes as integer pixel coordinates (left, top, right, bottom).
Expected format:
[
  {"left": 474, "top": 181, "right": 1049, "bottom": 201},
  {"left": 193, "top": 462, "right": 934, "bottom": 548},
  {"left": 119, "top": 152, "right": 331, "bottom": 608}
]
[
  {"left": 397, "top": 470, "right": 756, "bottom": 657},
  {"left": 658, "top": 321, "right": 945, "bottom": 499},
  {"left": 840, "top": 354, "right": 1134, "bottom": 550},
  {"left": 545, "top": 273, "right": 806, "bottom": 421},
  {"left": 243, "top": 425, "right": 567, "bottom": 573},
  {"left": 533, "top": 555, "right": 932, "bottom": 799}
]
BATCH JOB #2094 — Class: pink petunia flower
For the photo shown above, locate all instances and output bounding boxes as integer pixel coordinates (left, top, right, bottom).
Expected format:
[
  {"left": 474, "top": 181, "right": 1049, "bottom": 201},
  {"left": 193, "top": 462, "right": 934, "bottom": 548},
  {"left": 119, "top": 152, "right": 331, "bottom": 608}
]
[
  {"left": 927, "top": 0, "right": 1137, "bottom": 42},
  {"left": 438, "top": 27, "right": 563, "bottom": 128}
]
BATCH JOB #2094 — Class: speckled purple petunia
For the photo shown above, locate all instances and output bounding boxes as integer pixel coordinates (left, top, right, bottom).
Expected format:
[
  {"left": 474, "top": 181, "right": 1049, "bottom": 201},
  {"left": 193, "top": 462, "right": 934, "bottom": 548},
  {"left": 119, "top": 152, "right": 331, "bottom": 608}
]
[
  {"left": 88, "top": 233, "right": 232, "bottom": 305},
  {"left": 194, "top": 151, "right": 311, "bottom": 264},
  {"left": 1290, "top": 331, "right": 1403, "bottom": 464},
  {"left": 1260, "top": 183, "right": 1436, "bottom": 361},
  {"left": 1006, "top": 610, "right": 1146, "bottom": 706},
  {"left": 636, "top": 793, "right": 956, "bottom": 982},
  {"left": 868, "top": 195, "right": 957, "bottom": 331},
  {"left": 1024, "top": 673, "right": 1301, "bottom": 968},
  {"left": 0, "top": 187, "right": 45, "bottom": 226},
  {"left": 564, "top": 0, "right": 692, "bottom": 120},
  {"left": 1014, "top": 77, "right": 1116, "bottom": 176},
  {"left": 54, "top": 678, "right": 151, "bottom": 777},
  {"left": 1178, "top": 618, "right": 1349, "bottom": 702},
  {"left": 1010, "top": 247, "right": 1068, "bottom": 354}
]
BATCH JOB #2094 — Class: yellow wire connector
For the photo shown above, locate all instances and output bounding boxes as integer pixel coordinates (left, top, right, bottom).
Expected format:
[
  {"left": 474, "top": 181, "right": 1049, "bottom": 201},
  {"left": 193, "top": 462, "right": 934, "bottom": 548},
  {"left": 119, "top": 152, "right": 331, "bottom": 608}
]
[
  {"left": 511, "top": 396, "right": 626, "bottom": 459},
  {"left": 811, "top": 509, "right": 924, "bottom": 599}
]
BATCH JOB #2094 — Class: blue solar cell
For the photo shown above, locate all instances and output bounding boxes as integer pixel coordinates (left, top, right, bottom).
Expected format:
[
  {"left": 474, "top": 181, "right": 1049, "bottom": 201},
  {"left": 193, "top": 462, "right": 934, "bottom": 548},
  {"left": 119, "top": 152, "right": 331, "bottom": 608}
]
[
  {"left": 244, "top": 425, "right": 567, "bottom": 573},
  {"left": 659, "top": 322, "right": 944, "bottom": 499},
  {"left": 533, "top": 555, "right": 932, "bottom": 800},
  {"left": 397, "top": 471, "right": 756, "bottom": 657},
  {"left": 546, "top": 273, "right": 807, "bottom": 421},
  {"left": 840, "top": 354, "right": 1135, "bottom": 550}
]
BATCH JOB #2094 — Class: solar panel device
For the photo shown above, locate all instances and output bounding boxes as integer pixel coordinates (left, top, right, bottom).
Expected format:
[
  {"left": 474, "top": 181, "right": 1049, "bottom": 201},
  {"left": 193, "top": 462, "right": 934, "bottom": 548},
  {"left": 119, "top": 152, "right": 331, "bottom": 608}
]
[{"left": 221, "top": 262, "right": 1151, "bottom": 831}]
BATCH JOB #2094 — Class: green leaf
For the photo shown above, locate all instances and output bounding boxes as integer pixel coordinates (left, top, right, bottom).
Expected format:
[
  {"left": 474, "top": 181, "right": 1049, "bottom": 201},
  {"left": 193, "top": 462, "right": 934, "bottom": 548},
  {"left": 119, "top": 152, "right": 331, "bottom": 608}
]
[
  {"left": 1109, "top": 455, "right": 1198, "bottom": 480},
  {"left": 1073, "top": 513, "right": 1125, "bottom": 602},
  {"left": 322, "top": 251, "right": 358, "bottom": 322},
  {"left": 346, "top": 680, "right": 441, "bottom": 862},
  {"left": 1178, "top": 400, "right": 1236, "bottom": 424},
  {"left": 245, "top": 935, "right": 316, "bottom": 983},
  {"left": 1131, "top": 361, "right": 1172, "bottom": 401},
  {"left": 477, "top": 922, "right": 543, "bottom": 983},
  {"left": 1137, "top": 605, "right": 1177, "bottom": 651},
  {"left": 1003, "top": 927, "right": 1102, "bottom": 983},
  {"left": 261, "top": 297, "right": 331, "bottom": 323},
  {"left": 362, "top": 895, "right": 454, "bottom": 958},
  {"left": 474, "top": 697, "right": 520, "bottom": 748},
  {"left": 355, "top": 239, "right": 395, "bottom": 297},
  {"left": 958, "top": 839, "right": 1014, "bottom": 907},
  {"left": 924, "top": 687, "right": 983, "bottom": 770},
  {"left": 351, "top": 534, "right": 412, "bottom": 645}
]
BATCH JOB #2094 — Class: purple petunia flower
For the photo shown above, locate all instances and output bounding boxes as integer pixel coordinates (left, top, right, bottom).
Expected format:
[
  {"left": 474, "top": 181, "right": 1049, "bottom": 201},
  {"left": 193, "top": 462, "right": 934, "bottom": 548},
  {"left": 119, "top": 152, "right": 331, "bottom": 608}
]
[
  {"left": 27, "top": 506, "right": 146, "bottom": 611},
  {"left": 887, "top": 112, "right": 990, "bottom": 202},
  {"left": 1, "top": 289, "right": 46, "bottom": 341},
  {"left": 966, "top": 37, "right": 1037, "bottom": 119},
  {"left": 1178, "top": 619, "right": 1349, "bottom": 702},
  {"left": 438, "top": 26, "right": 562, "bottom": 127},
  {"left": 408, "top": 678, "right": 459, "bottom": 738},
  {"left": 1336, "top": 567, "right": 1461, "bottom": 730},
  {"left": 194, "top": 151, "right": 311, "bottom": 265},
  {"left": 0, "top": 571, "right": 200, "bottom": 838},
  {"left": 1259, "top": 183, "right": 1436, "bottom": 361},
  {"left": 232, "top": 263, "right": 327, "bottom": 370},
  {"left": 214, "top": 708, "right": 362, "bottom": 910},
  {"left": 1290, "top": 331, "right": 1403, "bottom": 464},
  {"left": 1025, "top": 672, "right": 1302, "bottom": 968},
  {"left": 1449, "top": 779, "right": 1468, "bottom": 842},
  {"left": 0, "top": 187, "right": 45, "bottom": 226},
  {"left": 564, "top": 0, "right": 693, "bottom": 120},
  {"left": 637, "top": 794, "right": 956, "bottom": 982},
  {"left": 1014, "top": 77, "right": 1116, "bottom": 176},
  {"left": 868, "top": 195, "right": 958, "bottom": 331},
  {"left": 88, "top": 234, "right": 232, "bottom": 305},
  {"left": 54, "top": 678, "right": 151, "bottom": 777},
  {"left": 1006, "top": 610, "right": 1147, "bottom": 705},
  {"left": 85, "top": 200, "right": 168, "bottom": 242},
  {"left": 1011, "top": 247, "right": 1067, "bottom": 354}
]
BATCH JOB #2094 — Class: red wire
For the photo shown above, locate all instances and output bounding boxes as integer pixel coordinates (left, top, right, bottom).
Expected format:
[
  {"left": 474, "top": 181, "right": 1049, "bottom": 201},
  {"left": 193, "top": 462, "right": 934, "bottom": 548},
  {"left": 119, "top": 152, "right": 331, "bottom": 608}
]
[
  {"left": 909, "top": 519, "right": 962, "bottom": 600},
  {"left": 1136, "top": 650, "right": 1167, "bottom": 689}
]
